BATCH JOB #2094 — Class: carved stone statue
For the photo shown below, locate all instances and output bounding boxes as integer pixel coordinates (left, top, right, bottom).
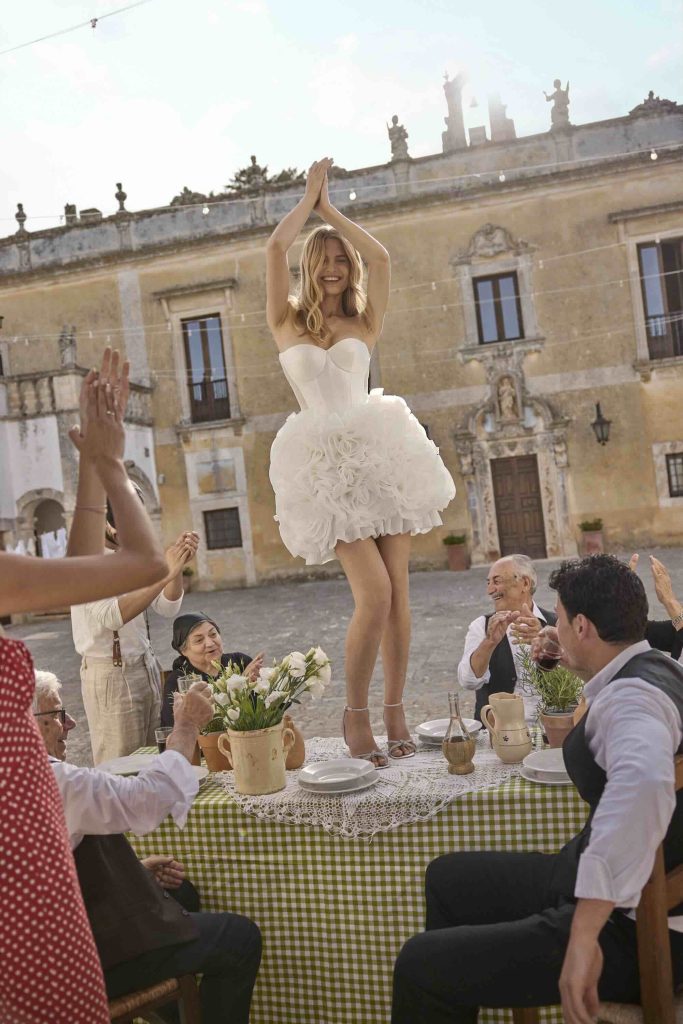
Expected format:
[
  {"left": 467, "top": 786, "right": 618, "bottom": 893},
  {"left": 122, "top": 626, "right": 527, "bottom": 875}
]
[
  {"left": 544, "top": 79, "right": 570, "bottom": 130},
  {"left": 387, "top": 115, "right": 410, "bottom": 161},
  {"left": 497, "top": 376, "right": 519, "bottom": 421},
  {"left": 629, "top": 91, "right": 681, "bottom": 116}
]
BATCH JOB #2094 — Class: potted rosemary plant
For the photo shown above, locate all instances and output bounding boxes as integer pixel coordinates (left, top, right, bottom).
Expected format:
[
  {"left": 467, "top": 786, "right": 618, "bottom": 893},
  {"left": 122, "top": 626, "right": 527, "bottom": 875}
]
[
  {"left": 520, "top": 648, "right": 583, "bottom": 748},
  {"left": 578, "top": 518, "right": 604, "bottom": 556}
]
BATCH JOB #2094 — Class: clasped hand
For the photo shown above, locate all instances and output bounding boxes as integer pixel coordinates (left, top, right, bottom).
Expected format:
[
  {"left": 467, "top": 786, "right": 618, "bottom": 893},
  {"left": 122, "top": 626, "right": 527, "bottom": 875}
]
[{"left": 486, "top": 604, "right": 542, "bottom": 646}]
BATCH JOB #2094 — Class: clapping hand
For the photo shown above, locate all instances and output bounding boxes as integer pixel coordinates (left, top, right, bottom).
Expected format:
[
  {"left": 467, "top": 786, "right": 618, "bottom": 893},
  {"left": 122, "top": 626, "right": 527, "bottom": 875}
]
[
  {"left": 509, "top": 603, "right": 543, "bottom": 646},
  {"left": 486, "top": 611, "right": 516, "bottom": 646},
  {"left": 650, "top": 555, "right": 677, "bottom": 610},
  {"left": 165, "top": 531, "right": 199, "bottom": 578},
  {"left": 305, "top": 158, "right": 333, "bottom": 210},
  {"left": 69, "top": 348, "right": 130, "bottom": 455},
  {"left": 243, "top": 652, "right": 265, "bottom": 682},
  {"left": 174, "top": 680, "right": 214, "bottom": 730},
  {"left": 141, "top": 854, "right": 186, "bottom": 890}
]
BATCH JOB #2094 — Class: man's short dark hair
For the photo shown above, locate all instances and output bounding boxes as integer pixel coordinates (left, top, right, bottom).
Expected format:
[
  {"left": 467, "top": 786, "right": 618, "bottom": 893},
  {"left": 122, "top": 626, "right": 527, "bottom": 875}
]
[{"left": 548, "top": 553, "right": 648, "bottom": 644}]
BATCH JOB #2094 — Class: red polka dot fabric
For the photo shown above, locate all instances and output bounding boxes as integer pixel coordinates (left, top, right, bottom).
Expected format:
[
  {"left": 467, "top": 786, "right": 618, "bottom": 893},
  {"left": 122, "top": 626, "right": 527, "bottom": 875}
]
[{"left": 0, "top": 638, "right": 109, "bottom": 1024}]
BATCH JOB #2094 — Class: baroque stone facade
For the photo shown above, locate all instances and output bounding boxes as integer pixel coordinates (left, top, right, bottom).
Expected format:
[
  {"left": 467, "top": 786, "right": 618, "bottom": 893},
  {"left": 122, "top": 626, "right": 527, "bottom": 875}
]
[{"left": 1, "top": 88, "right": 682, "bottom": 587}]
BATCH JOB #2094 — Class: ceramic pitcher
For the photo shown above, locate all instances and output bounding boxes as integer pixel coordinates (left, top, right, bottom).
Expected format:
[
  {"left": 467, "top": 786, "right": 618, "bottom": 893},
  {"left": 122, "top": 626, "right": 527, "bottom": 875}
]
[
  {"left": 218, "top": 720, "right": 295, "bottom": 795},
  {"left": 480, "top": 692, "right": 532, "bottom": 764}
]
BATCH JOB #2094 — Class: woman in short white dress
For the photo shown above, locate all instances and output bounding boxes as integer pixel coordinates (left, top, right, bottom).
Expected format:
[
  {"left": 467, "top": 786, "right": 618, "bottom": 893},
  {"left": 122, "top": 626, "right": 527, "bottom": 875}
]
[{"left": 266, "top": 158, "right": 455, "bottom": 767}]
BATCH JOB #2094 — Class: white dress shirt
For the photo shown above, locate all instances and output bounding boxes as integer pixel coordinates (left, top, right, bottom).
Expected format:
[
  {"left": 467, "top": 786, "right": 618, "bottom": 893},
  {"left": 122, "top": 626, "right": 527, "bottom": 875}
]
[
  {"left": 51, "top": 751, "right": 198, "bottom": 849},
  {"left": 574, "top": 639, "right": 683, "bottom": 931},
  {"left": 457, "top": 602, "right": 548, "bottom": 721},
  {"left": 71, "top": 583, "right": 183, "bottom": 660}
]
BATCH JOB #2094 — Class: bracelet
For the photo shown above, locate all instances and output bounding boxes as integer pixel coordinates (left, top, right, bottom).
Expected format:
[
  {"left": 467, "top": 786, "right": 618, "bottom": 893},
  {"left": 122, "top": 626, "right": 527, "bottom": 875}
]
[
  {"left": 75, "top": 505, "right": 107, "bottom": 512},
  {"left": 672, "top": 612, "right": 683, "bottom": 629}
]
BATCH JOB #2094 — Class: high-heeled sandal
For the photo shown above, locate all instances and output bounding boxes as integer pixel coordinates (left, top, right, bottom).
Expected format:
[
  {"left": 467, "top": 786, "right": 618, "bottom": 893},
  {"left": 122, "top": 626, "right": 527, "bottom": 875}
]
[
  {"left": 342, "top": 706, "right": 389, "bottom": 770},
  {"left": 383, "top": 701, "right": 417, "bottom": 759}
]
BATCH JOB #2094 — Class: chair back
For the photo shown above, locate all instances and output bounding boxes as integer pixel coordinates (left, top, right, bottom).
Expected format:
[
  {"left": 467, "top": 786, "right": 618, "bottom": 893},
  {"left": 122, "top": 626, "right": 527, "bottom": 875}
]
[{"left": 633, "top": 754, "right": 683, "bottom": 1024}]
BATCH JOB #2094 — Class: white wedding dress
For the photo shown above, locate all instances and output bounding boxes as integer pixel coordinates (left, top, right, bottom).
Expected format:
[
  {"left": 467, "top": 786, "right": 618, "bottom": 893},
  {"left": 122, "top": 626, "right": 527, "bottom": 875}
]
[{"left": 269, "top": 338, "right": 456, "bottom": 565}]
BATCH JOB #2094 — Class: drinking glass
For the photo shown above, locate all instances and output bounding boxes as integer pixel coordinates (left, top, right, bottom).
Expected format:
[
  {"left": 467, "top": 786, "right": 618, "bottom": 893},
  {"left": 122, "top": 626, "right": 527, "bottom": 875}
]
[
  {"left": 155, "top": 726, "right": 173, "bottom": 753},
  {"left": 177, "top": 673, "right": 201, "bottom": 694},
  {"left": 534, "top": 628, "right": 564, "bottom": 671}
]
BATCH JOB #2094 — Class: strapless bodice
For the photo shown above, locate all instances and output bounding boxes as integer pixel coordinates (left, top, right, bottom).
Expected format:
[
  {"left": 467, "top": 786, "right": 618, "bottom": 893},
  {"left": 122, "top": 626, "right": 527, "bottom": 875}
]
[{"left": 279, "top": 338, "right": 370, "bottom": 413}]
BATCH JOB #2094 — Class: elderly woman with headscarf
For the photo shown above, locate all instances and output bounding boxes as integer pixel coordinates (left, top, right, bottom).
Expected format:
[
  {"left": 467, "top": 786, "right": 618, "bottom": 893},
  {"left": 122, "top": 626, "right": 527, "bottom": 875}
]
[{"left": 160, "top": 612, "right": 264, "bottom": 727}]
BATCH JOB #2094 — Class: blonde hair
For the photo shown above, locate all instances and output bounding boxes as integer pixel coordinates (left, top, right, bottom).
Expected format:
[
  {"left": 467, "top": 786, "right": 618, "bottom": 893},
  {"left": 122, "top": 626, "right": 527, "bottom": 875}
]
[{"left": 290, "top": 226, "right": 368, "bottom": 345}]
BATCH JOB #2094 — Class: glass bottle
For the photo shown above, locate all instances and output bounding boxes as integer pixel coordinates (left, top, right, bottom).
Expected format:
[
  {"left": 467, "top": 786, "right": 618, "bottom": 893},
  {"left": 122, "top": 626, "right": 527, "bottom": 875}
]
[{"left": 442, "top": 691, "right": 476, "bottom": 775}]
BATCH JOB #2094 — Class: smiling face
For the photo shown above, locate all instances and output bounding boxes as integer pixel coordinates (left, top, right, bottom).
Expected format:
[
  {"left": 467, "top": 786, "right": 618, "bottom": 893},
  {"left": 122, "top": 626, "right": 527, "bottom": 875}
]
[
  {"left": 317, "top": 237, "right": 351, "bottom": 298},
  {"left": 486, "top": 557, "right": 532, "bottom": 612},
  {"left": 181, "top": 620, "right": 224, "bottom": 676},
  {"left": 35, "top": 691, "right": 76, "bottom": 761}
]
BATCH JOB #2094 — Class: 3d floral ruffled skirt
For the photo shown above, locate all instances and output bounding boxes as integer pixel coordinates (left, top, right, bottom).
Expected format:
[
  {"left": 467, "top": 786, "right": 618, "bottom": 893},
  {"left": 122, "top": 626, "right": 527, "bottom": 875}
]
[{"left": 269, "top": 390, "right": 456, "bottom": 565}]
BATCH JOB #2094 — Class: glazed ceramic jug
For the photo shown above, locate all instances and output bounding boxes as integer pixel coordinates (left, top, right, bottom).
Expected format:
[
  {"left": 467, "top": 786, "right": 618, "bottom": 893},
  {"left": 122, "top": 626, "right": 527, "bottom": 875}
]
[
  {"left": 480, "top": 692, "right": 532, "bottom": 764},
  {"left": 218, "top": 720, "right": 295, "bottom": 795}
]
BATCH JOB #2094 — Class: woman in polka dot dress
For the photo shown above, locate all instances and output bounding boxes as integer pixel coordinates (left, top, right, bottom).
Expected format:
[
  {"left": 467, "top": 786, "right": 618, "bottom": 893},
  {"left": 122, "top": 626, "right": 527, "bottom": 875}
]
[{"left": 0, "top": 350, "right": 168, "bottom": 1024}]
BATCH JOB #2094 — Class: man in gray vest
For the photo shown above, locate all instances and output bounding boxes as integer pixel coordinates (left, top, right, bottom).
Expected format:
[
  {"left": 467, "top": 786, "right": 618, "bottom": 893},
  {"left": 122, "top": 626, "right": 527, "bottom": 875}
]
[
  {"left": 393, "top": 554, "right": 683, "bottom": 1023},
  {"left": 457, "top": 553, "right": 557, "bottom": 722}
]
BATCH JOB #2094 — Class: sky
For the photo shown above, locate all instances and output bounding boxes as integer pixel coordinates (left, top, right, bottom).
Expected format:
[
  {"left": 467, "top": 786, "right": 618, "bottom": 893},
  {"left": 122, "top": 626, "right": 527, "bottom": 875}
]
[{"left": 0, "top": 0, "right": 681, "bottom": 234}]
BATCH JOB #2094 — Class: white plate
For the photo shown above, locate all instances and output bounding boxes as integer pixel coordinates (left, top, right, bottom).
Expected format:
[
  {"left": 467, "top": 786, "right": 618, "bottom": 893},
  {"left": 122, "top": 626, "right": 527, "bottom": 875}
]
[
  {"left": 98, "top": 753, "right": 209, "bottom": 781},
  {"left": 416, "top": 718, "right": 482, "bottom": 742},
  {"left": 523, "top": 748, "right": 568, "bottom": 776},
  {"left": 520, "top": 766, "right": 573, "bottom": 787},
  {"left": 98, "top": 752, "right": 157, "bottom": 775},
  {"left": 298, "top": 773, "right": 379, "bottom": 796},
  {"left": 299, "top": 758, "right": 375, "bottom": 791}
]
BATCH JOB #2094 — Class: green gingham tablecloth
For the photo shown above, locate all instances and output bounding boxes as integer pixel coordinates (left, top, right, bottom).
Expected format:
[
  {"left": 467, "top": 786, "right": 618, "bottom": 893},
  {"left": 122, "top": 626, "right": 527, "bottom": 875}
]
[{"left": 129, "top": 743, "right": 587, "bottom": 1024}]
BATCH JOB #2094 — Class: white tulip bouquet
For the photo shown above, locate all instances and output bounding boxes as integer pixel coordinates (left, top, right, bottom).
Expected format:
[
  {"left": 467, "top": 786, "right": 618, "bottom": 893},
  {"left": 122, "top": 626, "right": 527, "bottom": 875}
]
[{"left": 204, "top": 647, "right": 331, "bottom": 733}]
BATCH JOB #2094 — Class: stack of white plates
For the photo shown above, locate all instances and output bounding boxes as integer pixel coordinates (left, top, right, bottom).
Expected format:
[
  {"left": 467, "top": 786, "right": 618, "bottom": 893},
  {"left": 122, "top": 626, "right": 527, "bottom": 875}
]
[
  {"left": 521, "top": 748, "right": 572, "bottom": 786},
  {"left": 415, "top": 718, "right": 483, "bottom": 746},
  {"left": 298, "top": 758, "right": 379, "bottom": 795}
]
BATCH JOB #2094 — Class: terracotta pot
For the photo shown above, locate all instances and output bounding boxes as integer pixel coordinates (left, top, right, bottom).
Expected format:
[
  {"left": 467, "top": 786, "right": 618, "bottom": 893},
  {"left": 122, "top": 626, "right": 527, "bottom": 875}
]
[
  {"left": 197, "top": 731, "right": 231, "bottom": 772},
  {"left": 445, "top": 544, "right": 470, "bottom": 571},
  {"left": 283, "top": 713, "right": 305, "bottom": 769},
  {"left": 218, "top": 721, "right": 295, "bottom": 795},
  {"left": 181, "top": 574, "right": 193, "bottom": 593},
  {"left": 580, "top": 530, "right": 604, "bottom": 556},
  {"left": 540, "top": 710, "right": 576, "bottom": 749}
]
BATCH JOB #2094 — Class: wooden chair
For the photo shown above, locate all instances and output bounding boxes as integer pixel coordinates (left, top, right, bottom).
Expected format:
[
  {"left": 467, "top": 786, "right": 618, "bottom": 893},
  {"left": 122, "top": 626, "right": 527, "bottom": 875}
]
[
  {"left": 108, "top": 974, "right": 201, "bottom": 1023},
  {"left": 510, "top": 755, "right": 683, "bottom": 1024}
]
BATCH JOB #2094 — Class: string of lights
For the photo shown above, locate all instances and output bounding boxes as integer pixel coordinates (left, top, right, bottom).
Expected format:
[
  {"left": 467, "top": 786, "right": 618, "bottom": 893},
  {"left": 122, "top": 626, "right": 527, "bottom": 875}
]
[
  {"left": 0, "top": 0, "right": 153, "bottom": 58},
  {"left": 1, "top": 262, "right": 678, "bottom": 349},
  {"left": 0, "top": 139, "right": 679, "bottom": 225}
]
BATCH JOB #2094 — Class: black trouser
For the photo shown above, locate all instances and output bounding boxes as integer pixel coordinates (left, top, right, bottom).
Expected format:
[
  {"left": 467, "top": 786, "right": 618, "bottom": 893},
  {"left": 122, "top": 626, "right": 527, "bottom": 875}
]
[
  {"left": 392, "top": 850, "right": 683, "bottom": 1024},
  {"left": 105, "top": 911, "right": 261, "bottom": 1024}
]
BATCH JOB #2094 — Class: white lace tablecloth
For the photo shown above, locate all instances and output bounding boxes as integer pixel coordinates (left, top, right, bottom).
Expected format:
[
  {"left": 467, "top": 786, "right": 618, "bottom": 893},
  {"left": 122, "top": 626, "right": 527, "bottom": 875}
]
[{"left": 213, "top": 733, "right": 520, "bottom": 838}]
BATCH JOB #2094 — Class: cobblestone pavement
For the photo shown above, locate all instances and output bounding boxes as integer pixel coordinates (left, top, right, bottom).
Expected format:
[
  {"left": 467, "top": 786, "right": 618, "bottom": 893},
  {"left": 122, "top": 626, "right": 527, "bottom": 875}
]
[{"left": 8, "top": 546, "right": 683, "bottom": 767}]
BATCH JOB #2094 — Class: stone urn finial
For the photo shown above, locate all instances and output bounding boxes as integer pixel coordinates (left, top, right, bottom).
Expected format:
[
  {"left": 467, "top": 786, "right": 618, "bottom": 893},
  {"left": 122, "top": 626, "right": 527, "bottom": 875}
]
[
  {"left": 115, "top": 182, "right": 128, "bottom": 213},
  {"left": 15, "top": 203, "right": 27, "bottom": 235}
]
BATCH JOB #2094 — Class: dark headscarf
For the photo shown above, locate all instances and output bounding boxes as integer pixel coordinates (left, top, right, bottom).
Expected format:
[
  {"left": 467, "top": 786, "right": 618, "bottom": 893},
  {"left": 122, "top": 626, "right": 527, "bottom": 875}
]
[{"left": 171, "top": 612, "right": 221, "bottom": 654}]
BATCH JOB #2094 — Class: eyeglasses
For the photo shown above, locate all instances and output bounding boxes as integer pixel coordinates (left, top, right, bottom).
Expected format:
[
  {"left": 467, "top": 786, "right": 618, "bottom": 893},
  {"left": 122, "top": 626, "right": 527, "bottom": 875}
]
[
  {"left": 34, "top": 708, "right": 68, "bottom": 726},
  {"left": 486, "top": 575, "right": 519, "bottom": 587}
]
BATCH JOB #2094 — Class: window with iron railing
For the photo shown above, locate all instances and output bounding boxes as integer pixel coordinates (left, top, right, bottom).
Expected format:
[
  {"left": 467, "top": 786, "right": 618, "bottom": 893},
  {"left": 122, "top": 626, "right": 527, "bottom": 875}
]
[
  {"left": 181, "top": 315, "right": 231, "bottom": 422},
  {"left": 637, "top": 238, "right": 683, "bottom": 360},
  {"left": 203, "top": 508, "right": 243, "bottom": 550},
  {"left": 473, "top": 272, "right": 525, "bottom": 344},
  {"left": 666, "top": 454, "right": 683, "bottom": 498}
]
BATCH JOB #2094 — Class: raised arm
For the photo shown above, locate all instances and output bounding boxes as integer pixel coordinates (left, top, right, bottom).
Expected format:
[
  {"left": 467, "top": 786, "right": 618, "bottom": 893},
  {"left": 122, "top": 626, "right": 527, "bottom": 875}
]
[
  {"left": 67, "top": 348, "right": 129, "bottom": 557},
  {"left": 316, "top": 173, "right": 390, "bottom": 337},
  {"left": 0, "top": 362, "right": 167, "bottom": 617},
  {"left": 266, "top": 159, "right": 331, "bottom": 333}
]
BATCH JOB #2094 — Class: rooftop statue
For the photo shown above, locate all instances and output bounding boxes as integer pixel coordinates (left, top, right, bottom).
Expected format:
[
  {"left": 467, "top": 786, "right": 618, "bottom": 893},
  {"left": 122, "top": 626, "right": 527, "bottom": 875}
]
[
  {"left": 629, "top": 90, "right": 681, "bottom": 116},
  {"left": 544, "top": 79, "right": 571, "bottom": 130},
  {"left": 387, "top": 115, "right": 410, "bottom": 161}
]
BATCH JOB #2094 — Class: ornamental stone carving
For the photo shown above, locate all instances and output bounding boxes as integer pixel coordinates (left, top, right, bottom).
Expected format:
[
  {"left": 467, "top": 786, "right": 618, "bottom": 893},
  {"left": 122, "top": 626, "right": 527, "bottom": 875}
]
[
  {"left": 629, "top": 91, "right": 681, "bottom": 116},
  {"left": 497, "top": 376, "right": 519, "bottom": 421},
  {"left": 451, "top": 223, "right": 532, "bottom": 266}
]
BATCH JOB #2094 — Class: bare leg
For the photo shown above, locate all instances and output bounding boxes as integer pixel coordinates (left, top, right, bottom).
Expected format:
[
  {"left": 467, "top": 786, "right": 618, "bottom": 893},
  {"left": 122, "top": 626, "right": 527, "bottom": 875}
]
[
  {"left": 335, "top": 537, "right": 392, "bottom": 766},
  {"left": 376, "top": 533, "right": 415, "bottom": 757}
]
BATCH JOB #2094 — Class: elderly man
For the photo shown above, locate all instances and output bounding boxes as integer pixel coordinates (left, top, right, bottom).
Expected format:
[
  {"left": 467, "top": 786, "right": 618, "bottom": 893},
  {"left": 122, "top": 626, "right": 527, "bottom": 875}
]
[
  {"left": 34, "top": 670, "right": 261, "bottom": 1024},
  {"left": 394, "top": 553, "right": 683, "bottom": 1023},
  {"left": 457, "top": 553, "right": 556, "bottom": 721}
]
